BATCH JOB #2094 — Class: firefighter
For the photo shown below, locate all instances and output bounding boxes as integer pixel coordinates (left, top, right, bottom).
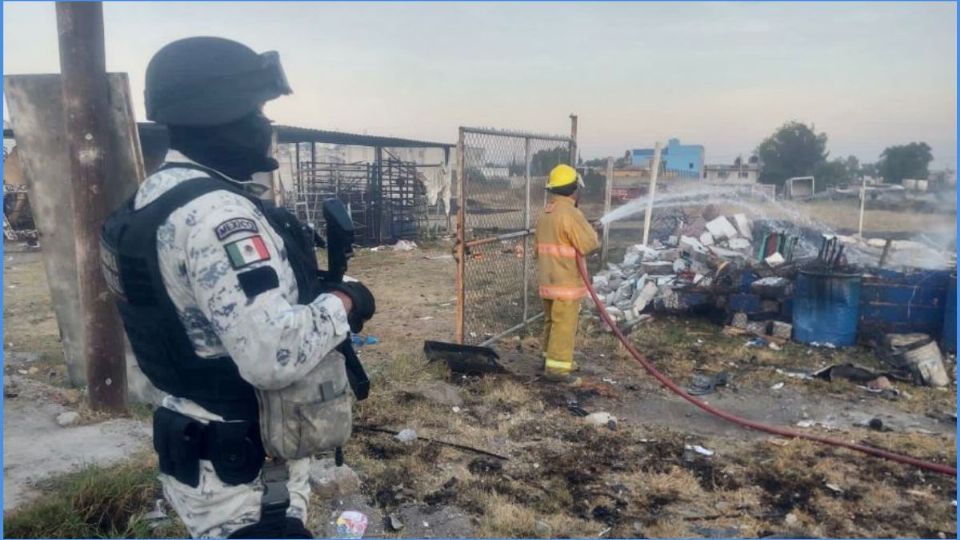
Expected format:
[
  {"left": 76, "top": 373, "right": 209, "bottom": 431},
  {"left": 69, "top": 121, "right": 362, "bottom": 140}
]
[{"left": 534, "top": 164, "right": 599, "bottom": 384}]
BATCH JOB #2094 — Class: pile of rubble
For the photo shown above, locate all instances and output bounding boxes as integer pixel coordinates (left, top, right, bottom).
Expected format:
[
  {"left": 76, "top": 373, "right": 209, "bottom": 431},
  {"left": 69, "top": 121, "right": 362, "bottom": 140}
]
[{"left": 589, "top": 213, "right": 780, "bottom": 326}]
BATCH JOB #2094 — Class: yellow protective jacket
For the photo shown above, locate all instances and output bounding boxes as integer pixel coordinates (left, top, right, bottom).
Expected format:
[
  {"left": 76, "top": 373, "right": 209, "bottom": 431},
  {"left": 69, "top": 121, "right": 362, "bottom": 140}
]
[{"left": 534, "top": 195, "right": 599, "bottom": 300}]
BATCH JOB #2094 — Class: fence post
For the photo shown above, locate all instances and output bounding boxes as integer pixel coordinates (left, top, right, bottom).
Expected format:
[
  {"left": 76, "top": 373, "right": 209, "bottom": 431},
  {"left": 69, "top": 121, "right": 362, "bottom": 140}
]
[
  {"left": 522, "top": 137, "right": 532, "bottom": 331},
  {"left": 602, "top": 157, "right": 613, "bottom": 263},
  {"left": 455, "top": 128, "right": 466, "bottom": 344},
  {"left": 641, "top": 142, "right": 663, "bottom": 247},
  {"left": 56, "top": 1, "right": 127, "bottom": 412}
]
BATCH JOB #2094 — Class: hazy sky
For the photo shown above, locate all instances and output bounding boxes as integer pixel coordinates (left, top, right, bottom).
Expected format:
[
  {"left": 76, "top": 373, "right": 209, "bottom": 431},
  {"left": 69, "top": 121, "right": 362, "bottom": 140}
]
[{"left": 3, "top": 1, "right": 957, "bottom": 166}]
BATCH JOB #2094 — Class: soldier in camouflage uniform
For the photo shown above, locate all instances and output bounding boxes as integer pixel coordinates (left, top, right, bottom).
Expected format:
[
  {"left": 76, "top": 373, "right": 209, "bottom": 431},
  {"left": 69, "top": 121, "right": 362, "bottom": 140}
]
[{"left": 100, "top": 37, "right": 375, "bottom": 538}]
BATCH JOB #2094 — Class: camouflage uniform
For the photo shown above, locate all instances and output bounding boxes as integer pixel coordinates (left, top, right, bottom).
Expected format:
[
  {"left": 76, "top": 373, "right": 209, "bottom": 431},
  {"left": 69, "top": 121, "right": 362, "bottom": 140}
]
[{"left": 138, "top": 156, "right": 350, "bottom": 538}]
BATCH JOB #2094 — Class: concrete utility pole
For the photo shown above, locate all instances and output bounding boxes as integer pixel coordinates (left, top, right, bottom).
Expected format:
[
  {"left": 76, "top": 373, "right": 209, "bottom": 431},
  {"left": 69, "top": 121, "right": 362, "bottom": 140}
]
[
  {"left": 569, "top": 114, "right": 578, "bottom": 165},
  {"left": 56, "top": 1, "right": 127, "bottom": 412},
  {"left": 641, "top": 142, "right": 663, "bottom": 247}
]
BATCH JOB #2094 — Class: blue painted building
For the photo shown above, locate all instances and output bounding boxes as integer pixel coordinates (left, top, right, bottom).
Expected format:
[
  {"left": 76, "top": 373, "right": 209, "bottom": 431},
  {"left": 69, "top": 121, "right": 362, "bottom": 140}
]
[{"left": 630, "top": 138, "right": 704, "bottom": 178}]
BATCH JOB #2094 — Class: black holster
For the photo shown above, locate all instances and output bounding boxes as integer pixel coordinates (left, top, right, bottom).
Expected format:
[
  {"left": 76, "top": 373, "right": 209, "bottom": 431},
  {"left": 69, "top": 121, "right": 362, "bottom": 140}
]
[{"left": 153, "top": 407, "right": 265, "bottom": 488}]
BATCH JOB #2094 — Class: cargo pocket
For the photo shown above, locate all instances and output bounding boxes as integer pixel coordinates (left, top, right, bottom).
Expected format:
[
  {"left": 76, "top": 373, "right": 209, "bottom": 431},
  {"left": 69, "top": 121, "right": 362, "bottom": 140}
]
[{"left": 281, "top": 389, "right": 353, "bottom": 460}]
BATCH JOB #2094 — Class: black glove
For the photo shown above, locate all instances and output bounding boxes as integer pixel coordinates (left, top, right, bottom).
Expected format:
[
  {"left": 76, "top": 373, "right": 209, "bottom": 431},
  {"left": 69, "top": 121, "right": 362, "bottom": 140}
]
[{"left": 328, "top": 281, "right": 376, "bottom": 333}]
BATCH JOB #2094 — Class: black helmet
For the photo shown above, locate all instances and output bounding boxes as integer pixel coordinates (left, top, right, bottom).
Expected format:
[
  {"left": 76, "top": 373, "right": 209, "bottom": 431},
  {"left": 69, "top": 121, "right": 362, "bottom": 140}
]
[{"left": 145, "top": 36, "right": 292, "bottom": 126}]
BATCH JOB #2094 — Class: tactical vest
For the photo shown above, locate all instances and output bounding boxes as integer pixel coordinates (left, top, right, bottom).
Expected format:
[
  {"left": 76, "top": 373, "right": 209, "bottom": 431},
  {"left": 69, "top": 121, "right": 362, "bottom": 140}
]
[{"left": 100, "top": 164, "right": 321, "bottom": 421}]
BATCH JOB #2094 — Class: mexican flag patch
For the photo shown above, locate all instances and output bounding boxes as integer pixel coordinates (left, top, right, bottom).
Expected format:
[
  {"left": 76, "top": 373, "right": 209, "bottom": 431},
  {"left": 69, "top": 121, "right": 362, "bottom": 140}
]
[{"left": 225, "top": 235, "right": 270, "bottom": 269}]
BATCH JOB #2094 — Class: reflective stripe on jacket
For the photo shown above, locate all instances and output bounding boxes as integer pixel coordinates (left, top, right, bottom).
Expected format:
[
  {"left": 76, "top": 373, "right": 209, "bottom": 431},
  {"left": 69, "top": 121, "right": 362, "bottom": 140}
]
[{"left": 534, "top": 195, "right": 599, "bottom": 300}]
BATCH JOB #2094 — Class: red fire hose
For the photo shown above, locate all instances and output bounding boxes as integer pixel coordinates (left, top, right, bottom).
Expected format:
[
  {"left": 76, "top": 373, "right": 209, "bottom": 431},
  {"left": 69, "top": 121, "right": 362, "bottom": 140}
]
[{"left": 576, "top": 256, "right": 957, "bottom": 477}]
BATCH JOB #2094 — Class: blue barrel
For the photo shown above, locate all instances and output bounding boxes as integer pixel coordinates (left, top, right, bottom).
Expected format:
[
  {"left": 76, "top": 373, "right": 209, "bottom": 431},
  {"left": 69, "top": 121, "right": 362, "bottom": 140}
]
[
  {"left": 859, "top": 269, "right": 951, "bottom": 342},
  {"left": 942, "top": 273, "right": 956, "bottom": 353},
  {"left": 793, "top": 270, "right": 862, "bottom": 346}
]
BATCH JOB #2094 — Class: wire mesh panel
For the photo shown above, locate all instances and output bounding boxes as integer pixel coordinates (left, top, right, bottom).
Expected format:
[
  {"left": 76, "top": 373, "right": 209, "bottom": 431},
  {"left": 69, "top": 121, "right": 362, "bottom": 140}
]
[{"left": 456, "top": 126, "right": 574, "bottom": 344}]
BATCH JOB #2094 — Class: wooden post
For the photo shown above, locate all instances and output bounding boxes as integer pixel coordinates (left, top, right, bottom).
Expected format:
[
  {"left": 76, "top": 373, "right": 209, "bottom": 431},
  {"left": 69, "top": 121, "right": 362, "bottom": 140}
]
[
  {"left": 641, "top": 142, "right": 663, "bottom": 247},
  {"left": 601, "top": 157, "right": 613, "bottom": 263},
  {"left": 56, "top": 1, "right": 126, "bottom": 412}
]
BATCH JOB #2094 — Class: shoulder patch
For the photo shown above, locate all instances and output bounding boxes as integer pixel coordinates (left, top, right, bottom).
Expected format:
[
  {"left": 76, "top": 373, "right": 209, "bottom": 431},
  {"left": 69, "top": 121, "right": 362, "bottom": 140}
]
[
  {"left": 215, "top": 217, "right": 259, "bottom": 240},
  {"left": 224, "top": 235, "right": 271, "bottom": 269},
  {"left": 237, "top": 266, "right": 280, "bottom": 298}
]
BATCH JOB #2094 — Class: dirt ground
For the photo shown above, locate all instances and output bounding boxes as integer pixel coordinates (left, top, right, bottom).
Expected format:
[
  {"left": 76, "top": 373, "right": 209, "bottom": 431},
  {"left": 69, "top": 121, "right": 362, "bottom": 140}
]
[{"left": 3, "top": 238, "right": 957, "bottom": 538}]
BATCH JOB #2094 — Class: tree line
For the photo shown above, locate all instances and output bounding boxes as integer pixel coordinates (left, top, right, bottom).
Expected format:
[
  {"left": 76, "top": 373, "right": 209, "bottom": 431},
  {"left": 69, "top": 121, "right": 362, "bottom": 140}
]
[
  {"left": 754, "top": 121, "right": 937, "bottom": 190},
  {"left": 582, "top": 121, "right": 942, "bottom": 190}
]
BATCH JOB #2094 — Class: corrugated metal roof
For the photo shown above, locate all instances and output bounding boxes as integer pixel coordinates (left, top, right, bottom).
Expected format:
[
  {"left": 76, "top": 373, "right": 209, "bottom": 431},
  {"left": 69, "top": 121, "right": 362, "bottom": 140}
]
[{"left": 5, "top": 123, "right": 454, "bottom": 150}]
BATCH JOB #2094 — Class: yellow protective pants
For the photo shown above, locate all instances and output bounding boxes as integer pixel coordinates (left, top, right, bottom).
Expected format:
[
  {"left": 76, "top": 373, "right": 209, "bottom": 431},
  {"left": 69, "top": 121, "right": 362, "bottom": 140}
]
[{"left": 542, "top": 299, "right": 580, "bottom": 376}]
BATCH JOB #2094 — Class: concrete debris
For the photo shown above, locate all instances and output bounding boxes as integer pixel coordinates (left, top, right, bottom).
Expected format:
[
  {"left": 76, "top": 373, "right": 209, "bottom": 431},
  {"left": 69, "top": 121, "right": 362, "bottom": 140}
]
[
  {"left": 309, "top": 458, "right": 361, "bottom": 497},
  {"left": 534, "top": 519, "right": 553, "bottom": 538},
  {"left": 387, "top": 514, "right": 404, "bottom": 532},
  {"left": 732, "top": 213, "right": 753, "bottom": 239},
  {"left": 705, "top": 216, "right": 739, "bottom": 240},
  {"left": 765, "top": 252, "right": 786, "bottom": 267},
  {"left": 55, "top": 411, "right": 80, "bottom": 427},
  {"left": 584, "top": 412, "right": 618, "bottom": 430},
  {"left": 771, "top": 321, "right": 793, "bottom": 340},
  {"left": 732, "top": 312, "right": 749, "bottom": 329}
]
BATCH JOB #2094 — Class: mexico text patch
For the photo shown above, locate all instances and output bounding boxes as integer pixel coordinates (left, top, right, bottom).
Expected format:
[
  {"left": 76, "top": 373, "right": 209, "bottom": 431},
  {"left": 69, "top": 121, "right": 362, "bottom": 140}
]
[
  {"left": 215, "top": 217, "right": 259, "bottom": 241},
  {"left": 225, "top": 235, "right": 271, "bottom": 269}
]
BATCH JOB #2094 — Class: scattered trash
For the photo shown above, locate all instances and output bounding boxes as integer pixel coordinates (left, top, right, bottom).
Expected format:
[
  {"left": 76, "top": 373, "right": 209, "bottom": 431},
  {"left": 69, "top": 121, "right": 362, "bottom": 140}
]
[
  {"left": 784, "top": 512, "right": 799, "bottom": 526},
  {"left": 868, "top": 418, "right": 886, "bottom": 431},
  {"left": 584, "top": 412, "right": 618, "bottom": 430},
  {"left": 566, "top": 399, "right": 589, "bottom": 417},
  {"left": 687, "top": 372, "right": 729, "bottom": 395},
  {"left": 769, "top": 342, "right": 782, "bottom": 351},
  {"left": 452, "top": 406, "right": 461, "bottom": 413},
  {"left": 392, "top": 240, "right": 417, "bottom": 251},
  {"left": 747, "top": 337, "right": 768, "bottom": 348},
  {"left": 423, "top": 340, "right": 508, "bottom": 375},
  {"left": 424, "top": 254, "right": 453, "bottom": 260},
  {"left": 4, "top": 384, "right": 18, "bottom": 398},
  {"left": 775, "top": 368, "right": 813, "bottom": 380},
  {"left": 143, "top": 499, "right": 168, "bottom": 521},
  {"left": 601, "top": 377, "right": 617, "bottom": 385},
  {"left": 886, "top": 333, "right": 950, "bottom": 387},
  {"left": 770, "top": 382, "right": 785, "bottom": 390},
  {"left": 395, "top": 429, "right": 417, "bottom": 445},
  {"left": 814, "top": 363, "right": 906, "bottom": 384},
  {"left": 418, "top": 316, "right": 434, "bottom": 321},
  {"left": 350, "top": 334, "right": 379, "bottom": 347},
  {"left": 867, "top": 376, "right": 894, "bottom": 391},
  {"left": 809, "top": 341, "right": 837, "bottom": 349},
  {"left": 56, "top": 411, "right": 80, "bottom": 427},
  {"left": 685, "top": 444, "right": 715, "bottom": 456},
  {"left": 335, "top": 511, "right": 369, "bottom": 539},
  {"left": 824, "top": 482, "right": 844, "bottom": 495}
]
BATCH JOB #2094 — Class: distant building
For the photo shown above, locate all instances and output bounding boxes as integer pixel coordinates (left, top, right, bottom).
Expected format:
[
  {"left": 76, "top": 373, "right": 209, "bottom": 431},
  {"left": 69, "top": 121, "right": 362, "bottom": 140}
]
[
  {"left": 630, "top": 138, "right": 704, "bottom": 178},
  {"left": 702, "top": 160, "right": 759, "bottom": 184}
]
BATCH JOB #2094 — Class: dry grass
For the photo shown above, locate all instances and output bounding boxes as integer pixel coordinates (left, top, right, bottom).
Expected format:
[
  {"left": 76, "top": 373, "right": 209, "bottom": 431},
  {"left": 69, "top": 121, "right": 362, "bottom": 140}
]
[{"left": 2, "top": 452, "right": 187, "bottom": 539}]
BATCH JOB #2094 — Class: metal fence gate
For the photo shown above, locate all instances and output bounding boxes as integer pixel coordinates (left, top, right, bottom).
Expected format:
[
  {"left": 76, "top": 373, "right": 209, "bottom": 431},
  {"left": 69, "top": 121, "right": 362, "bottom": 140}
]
[{"left": 455, "top": 125, "right": 576, "bottom": 345}]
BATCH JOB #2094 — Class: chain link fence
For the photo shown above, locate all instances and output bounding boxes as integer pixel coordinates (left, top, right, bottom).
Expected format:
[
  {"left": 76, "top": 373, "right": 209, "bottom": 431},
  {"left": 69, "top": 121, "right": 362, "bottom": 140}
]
[{"left": 455, "top": 126, "right": 585, "bottom": 345}]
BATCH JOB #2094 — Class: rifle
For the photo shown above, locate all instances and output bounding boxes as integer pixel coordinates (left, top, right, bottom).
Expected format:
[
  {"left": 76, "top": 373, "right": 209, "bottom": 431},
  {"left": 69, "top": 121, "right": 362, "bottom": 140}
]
[{"left": 317, "top": 199, "right": 370, "bottom": 402}]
